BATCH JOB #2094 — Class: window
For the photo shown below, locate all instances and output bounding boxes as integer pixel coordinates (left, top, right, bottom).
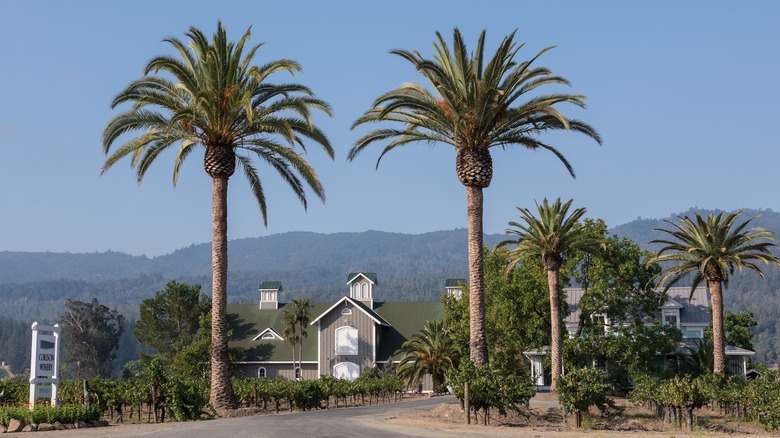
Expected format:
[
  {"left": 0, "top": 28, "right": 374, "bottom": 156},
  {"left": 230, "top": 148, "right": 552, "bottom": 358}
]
[
  {"left": 361, "top": 283, "right": 368, "bottom": 299},
  {"left": 294, "top": 367, "right": 302, "bottom": 380},
  {"left": 257, "top": 367, "right": 266, "bottom": 378},
  {"left": 335, "top": 326, "right": 358, "bottom": 355},
  {"left": 333, "top": 362, "right": 360, "bottom": 381},
  {"left": 341, "top": 308, "right": 352, "bottom": 316},
  {"left": 591, "top": 314, "right": 608, "bottom": 334},
  {"left": 663, "top": 311, "right": 680, "bottom": 329},
  {"left": 261, "top": 332, "right": 276, "bottom": 339},
  {"left": 682, "top": 328, "right": 703, "bottom": 339}
]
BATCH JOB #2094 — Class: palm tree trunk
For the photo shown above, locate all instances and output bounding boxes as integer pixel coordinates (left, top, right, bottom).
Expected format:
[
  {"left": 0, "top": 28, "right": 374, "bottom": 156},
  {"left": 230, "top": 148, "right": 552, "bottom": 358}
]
[
  {"left": 209, "top": 175, "right": 238, "bottom": 410},
  {"left": 709, "top": 281, "right": 727, "bottom": 375},
  {"left": 466, "top": 186, "right": 488, "bottom": 367},
  {"left": 548, "top": 268, "right": 562, "bottom": 391}
]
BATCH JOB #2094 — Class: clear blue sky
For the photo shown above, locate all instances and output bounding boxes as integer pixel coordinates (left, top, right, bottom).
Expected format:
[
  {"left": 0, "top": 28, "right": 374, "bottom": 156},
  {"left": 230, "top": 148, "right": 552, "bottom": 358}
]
[{"left": 1, "top": 2, "right": 778, "bottom": 256}]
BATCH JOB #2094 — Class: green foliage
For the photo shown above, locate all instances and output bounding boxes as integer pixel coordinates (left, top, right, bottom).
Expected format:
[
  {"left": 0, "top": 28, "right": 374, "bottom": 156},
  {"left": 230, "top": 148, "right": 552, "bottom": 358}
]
[
  {"left": 564, "top": 322, "right": 681, "bottom": 392},
  {"left": 564, "top": 225, "right": 677, "bottom": 391},
  {"left": 59, "top": 298, "right": 125, "bottom": 379},
  {"left": 749, "top": 370, "right": 780, "bottom": 430},
  {"left": 556, "top": 367, "right": 615, "bottom": 417},
  {"left": 443, "top": 246, "right": 557, "bottom": 377},
  {"left": 573, "top": 221, "right": 663, "bottom": 329},
  {"left": 395, "top": 320, "right": 460, "bottom": 392},
  {"left": 135, "top": 281, "right": 210, "bottom": 365},
  {"left": 449, "top": 359, "right": 535, "bottom": 418},
  {"left": 723, "top": 310, "right": 758, "bottom": 351},
  {"left": 0, "top": 404, "right": 102, "bottom": 427}
]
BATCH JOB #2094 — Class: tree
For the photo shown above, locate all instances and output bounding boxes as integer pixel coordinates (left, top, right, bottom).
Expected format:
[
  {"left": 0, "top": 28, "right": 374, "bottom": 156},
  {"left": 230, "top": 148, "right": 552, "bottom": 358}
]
[
  {"left": 396, "top": 320, "right": 460, "bottom": 393},
  {"left": 292, "top": 299, "right": 313, "bottom": 373},
  {"left": 497, "top": 198, "right": 601, "bottom": 390},
  {"left": 60, "top": 298, "right": 125, "bottom": 379},
  {"left": 650, "top": 211, "right": 780, "bottom": 375},
  {"left": 281, "top": 308, "right": 298, "bottom": 374},
  {"left": 101, "top": 22, "right": 334, "bottom": 410},
  {"left": 349, "top": 29, "right": 600, "bottom": 367},
  {"left": 134, "top": 281, "right": 211, "bottom": 365},
  {"left": 564, "top": 225, "right": 681, "bottom": 391},
  {"left": 723, "top": 310, "right": 758, "bottom": 351},
  {"left": 443, "top": 246, "right": 555, "bottom": 378}
]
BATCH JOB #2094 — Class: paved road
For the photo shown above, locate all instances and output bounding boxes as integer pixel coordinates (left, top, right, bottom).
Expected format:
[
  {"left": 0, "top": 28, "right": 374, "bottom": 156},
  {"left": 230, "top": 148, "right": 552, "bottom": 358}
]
[{"left": 5, "top": 396, "right": 458, "bottom": 438}]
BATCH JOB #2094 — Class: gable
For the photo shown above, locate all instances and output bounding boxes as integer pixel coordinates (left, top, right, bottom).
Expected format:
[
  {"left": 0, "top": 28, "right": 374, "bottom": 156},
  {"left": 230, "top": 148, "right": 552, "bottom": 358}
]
[
  {"left": 347, "top": 272, "right": 377, "bottom": 285},
  {"left": 310, "top": 296, "right": 390, "bottom": 326}
]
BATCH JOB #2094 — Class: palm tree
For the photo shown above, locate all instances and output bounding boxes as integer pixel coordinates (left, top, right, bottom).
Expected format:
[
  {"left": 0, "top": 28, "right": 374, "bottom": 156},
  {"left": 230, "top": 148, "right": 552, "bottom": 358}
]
[
  {"left": 649, "top": 211, "right": 780, "bottom": 375},
  {"left": 292, "top": 298, "right": 313, "bottom": 373},
  {"left": 281, "top": 309, "right": 298, "bottom": 374},
  {"left": 349, "top": 29, "right": 600, "bottom": 367},
  {"left": 497, "top": 198, "right": 600, "bottom": 390},
  {"left": 396, "top": 320, "right": 460, "bottom": 393},
  {"left": 101, "top": 22, "right": 333, "bottom": 410},
  {"left": 679, "top": 337, "right": 714, "bottom": 377}
]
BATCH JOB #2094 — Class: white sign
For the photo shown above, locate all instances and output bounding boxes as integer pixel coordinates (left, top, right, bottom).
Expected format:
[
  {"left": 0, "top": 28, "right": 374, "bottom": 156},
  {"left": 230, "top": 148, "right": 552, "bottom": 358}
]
[{"left": 29, "top": 322, "right": 61, "bottom": 408}]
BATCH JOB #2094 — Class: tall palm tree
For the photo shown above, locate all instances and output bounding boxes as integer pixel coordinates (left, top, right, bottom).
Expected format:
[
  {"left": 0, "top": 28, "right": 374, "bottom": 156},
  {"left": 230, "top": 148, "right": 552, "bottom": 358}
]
[
  {"left": 349, "top": 29, "right": 600, "bottom": 367},
  {"left": 497, "top": 198, "right": 600, "bottom": 390},
  {"left": 281, "top": 309, "right": 298, "bottom": 374},
  {"left": 649, "top": 211, "right": 780, "bottom": 375},
  {"left": 101, "top": 22, "right": 333, "bottom": 410},
  {"left": 396, "top": 320, "right": 460, "bottom": 393},
  {"left": 292, "top": 298, "right": 313, "bottom": 373}
]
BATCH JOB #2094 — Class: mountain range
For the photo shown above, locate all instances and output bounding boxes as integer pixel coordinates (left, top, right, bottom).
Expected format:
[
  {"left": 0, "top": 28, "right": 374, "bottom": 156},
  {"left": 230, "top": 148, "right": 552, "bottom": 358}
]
[{"left": 2, "top": 207, "right": 779, "bottom": 370}]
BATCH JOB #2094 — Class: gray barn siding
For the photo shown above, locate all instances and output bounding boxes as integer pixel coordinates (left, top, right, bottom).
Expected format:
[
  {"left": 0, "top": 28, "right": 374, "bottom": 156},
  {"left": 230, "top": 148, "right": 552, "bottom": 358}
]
[{"left": 318, "top": 302, "right": 376, "bottom": 376}]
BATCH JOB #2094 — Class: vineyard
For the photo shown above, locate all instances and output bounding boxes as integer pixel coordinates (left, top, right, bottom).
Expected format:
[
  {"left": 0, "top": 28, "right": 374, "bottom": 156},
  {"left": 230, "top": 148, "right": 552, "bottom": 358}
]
[{"left": 0, "top": 372, "right": 409, "bottom": 427}]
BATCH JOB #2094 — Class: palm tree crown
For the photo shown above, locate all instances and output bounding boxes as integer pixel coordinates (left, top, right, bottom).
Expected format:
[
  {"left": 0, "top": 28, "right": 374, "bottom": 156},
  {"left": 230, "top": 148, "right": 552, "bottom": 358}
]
[
  {"left": 102, "top": 21, "right": 334, "bottom": 223},
  {"left": 650, "top": 211, "right": 780, "bottom": 375},
  {"left": 349, "top": 28, "right": 600, "bottom": 181},
  {"left": 349, "top": 28, "right": 600, "bottom": 368},
  {"left": 498, "top": 198, "right": 600, "bottom": 271},
  {"left": 651, "top": 211, "right": 780, "bottom": 292}
]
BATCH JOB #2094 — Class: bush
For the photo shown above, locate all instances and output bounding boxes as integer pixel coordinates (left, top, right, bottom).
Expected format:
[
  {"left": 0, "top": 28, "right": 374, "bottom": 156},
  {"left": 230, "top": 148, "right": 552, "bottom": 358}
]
[
  {"left": 556, "top": 367, "right": 617, "bottom": 428},
  {"left": 449, "top": 359, "right": 535, "bottom": 424},
  {"left": 0, "top": 404, "right": 102, "bottom": 427}
]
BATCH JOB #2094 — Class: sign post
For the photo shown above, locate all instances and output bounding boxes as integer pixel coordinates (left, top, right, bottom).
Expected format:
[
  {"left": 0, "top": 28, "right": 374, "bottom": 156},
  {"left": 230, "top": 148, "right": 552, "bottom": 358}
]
[{"left": 29, "top": 322, "right": 61, "bottom": 408}]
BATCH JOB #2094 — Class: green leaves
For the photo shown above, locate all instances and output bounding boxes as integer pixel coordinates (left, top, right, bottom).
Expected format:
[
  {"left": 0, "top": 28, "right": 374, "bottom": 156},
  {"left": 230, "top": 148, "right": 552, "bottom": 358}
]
[
  {"left": 102, "top": 22, "right": 333, "bottom": 225},
  {"left": 651, "top": 211, "right": 780, "bottom": 291},
  {"left": 349, "top": 28, "right": 600, "bottom": 171}
]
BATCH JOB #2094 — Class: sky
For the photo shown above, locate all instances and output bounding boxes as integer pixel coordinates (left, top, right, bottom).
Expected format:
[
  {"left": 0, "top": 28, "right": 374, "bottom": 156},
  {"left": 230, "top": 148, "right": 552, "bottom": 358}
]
[{"left": 1, "top": 1, "right": 778, "bottom": 257}]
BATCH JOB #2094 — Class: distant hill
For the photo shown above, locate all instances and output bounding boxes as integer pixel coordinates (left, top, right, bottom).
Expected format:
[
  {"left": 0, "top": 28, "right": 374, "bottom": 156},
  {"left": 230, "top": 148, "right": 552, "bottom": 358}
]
[
  {"left": 2, "top": 209, "right": 780, "bottom": 367},
  {"left": 0, "top": 229, "right": 506, "bottom": 321}
]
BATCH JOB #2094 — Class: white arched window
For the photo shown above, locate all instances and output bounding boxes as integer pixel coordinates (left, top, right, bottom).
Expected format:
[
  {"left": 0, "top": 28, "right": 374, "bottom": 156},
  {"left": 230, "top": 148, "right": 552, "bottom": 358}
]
[
  {"left": 361, "top": 283, "right": 368, "bottom": 299},
  {"left": 341, "top": 308, "right": 352, "bottom": 316},
  {"left": 333, "top": 362, "right": 360, "bottom": 381},
  {"left": 294, "top": 367, "right": 302, "bottom": 380},
  {"left": 257, "top": 367, "right": 266, "bottom": 378},
  {"left": 335, "top": 326, "right": 358, "bottom": 355}
]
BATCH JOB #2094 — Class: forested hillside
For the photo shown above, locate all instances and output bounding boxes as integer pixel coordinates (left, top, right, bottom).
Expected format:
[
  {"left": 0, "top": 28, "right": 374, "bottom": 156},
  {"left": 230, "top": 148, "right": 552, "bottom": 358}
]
[{"left": 2, "top": 210, "right": 780, "bottom": 372}]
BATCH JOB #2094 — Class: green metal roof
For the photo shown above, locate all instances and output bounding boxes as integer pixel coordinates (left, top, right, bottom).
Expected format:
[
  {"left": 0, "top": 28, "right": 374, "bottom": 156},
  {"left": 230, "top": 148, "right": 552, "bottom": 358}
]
[
  {"left": 445, "top": 279, "right": 466, "bottom": 288},
  {"left": 373, "top": 301, "right": 444, "bottom": 362},
  {"left": 259, "top": 281, "right": 282, "bottom": 290},
  {"left": 347, "top": 272, "right": 377, "bottom": 285},
  {"left": 228, "top": 302, "right": 326, "bottom": 361}
]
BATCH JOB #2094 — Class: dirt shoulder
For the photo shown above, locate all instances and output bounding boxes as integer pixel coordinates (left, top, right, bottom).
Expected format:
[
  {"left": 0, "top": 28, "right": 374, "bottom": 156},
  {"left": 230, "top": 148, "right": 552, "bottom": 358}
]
[{"left": 381, "top": 392, "right": 777, "bottom": 438}]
